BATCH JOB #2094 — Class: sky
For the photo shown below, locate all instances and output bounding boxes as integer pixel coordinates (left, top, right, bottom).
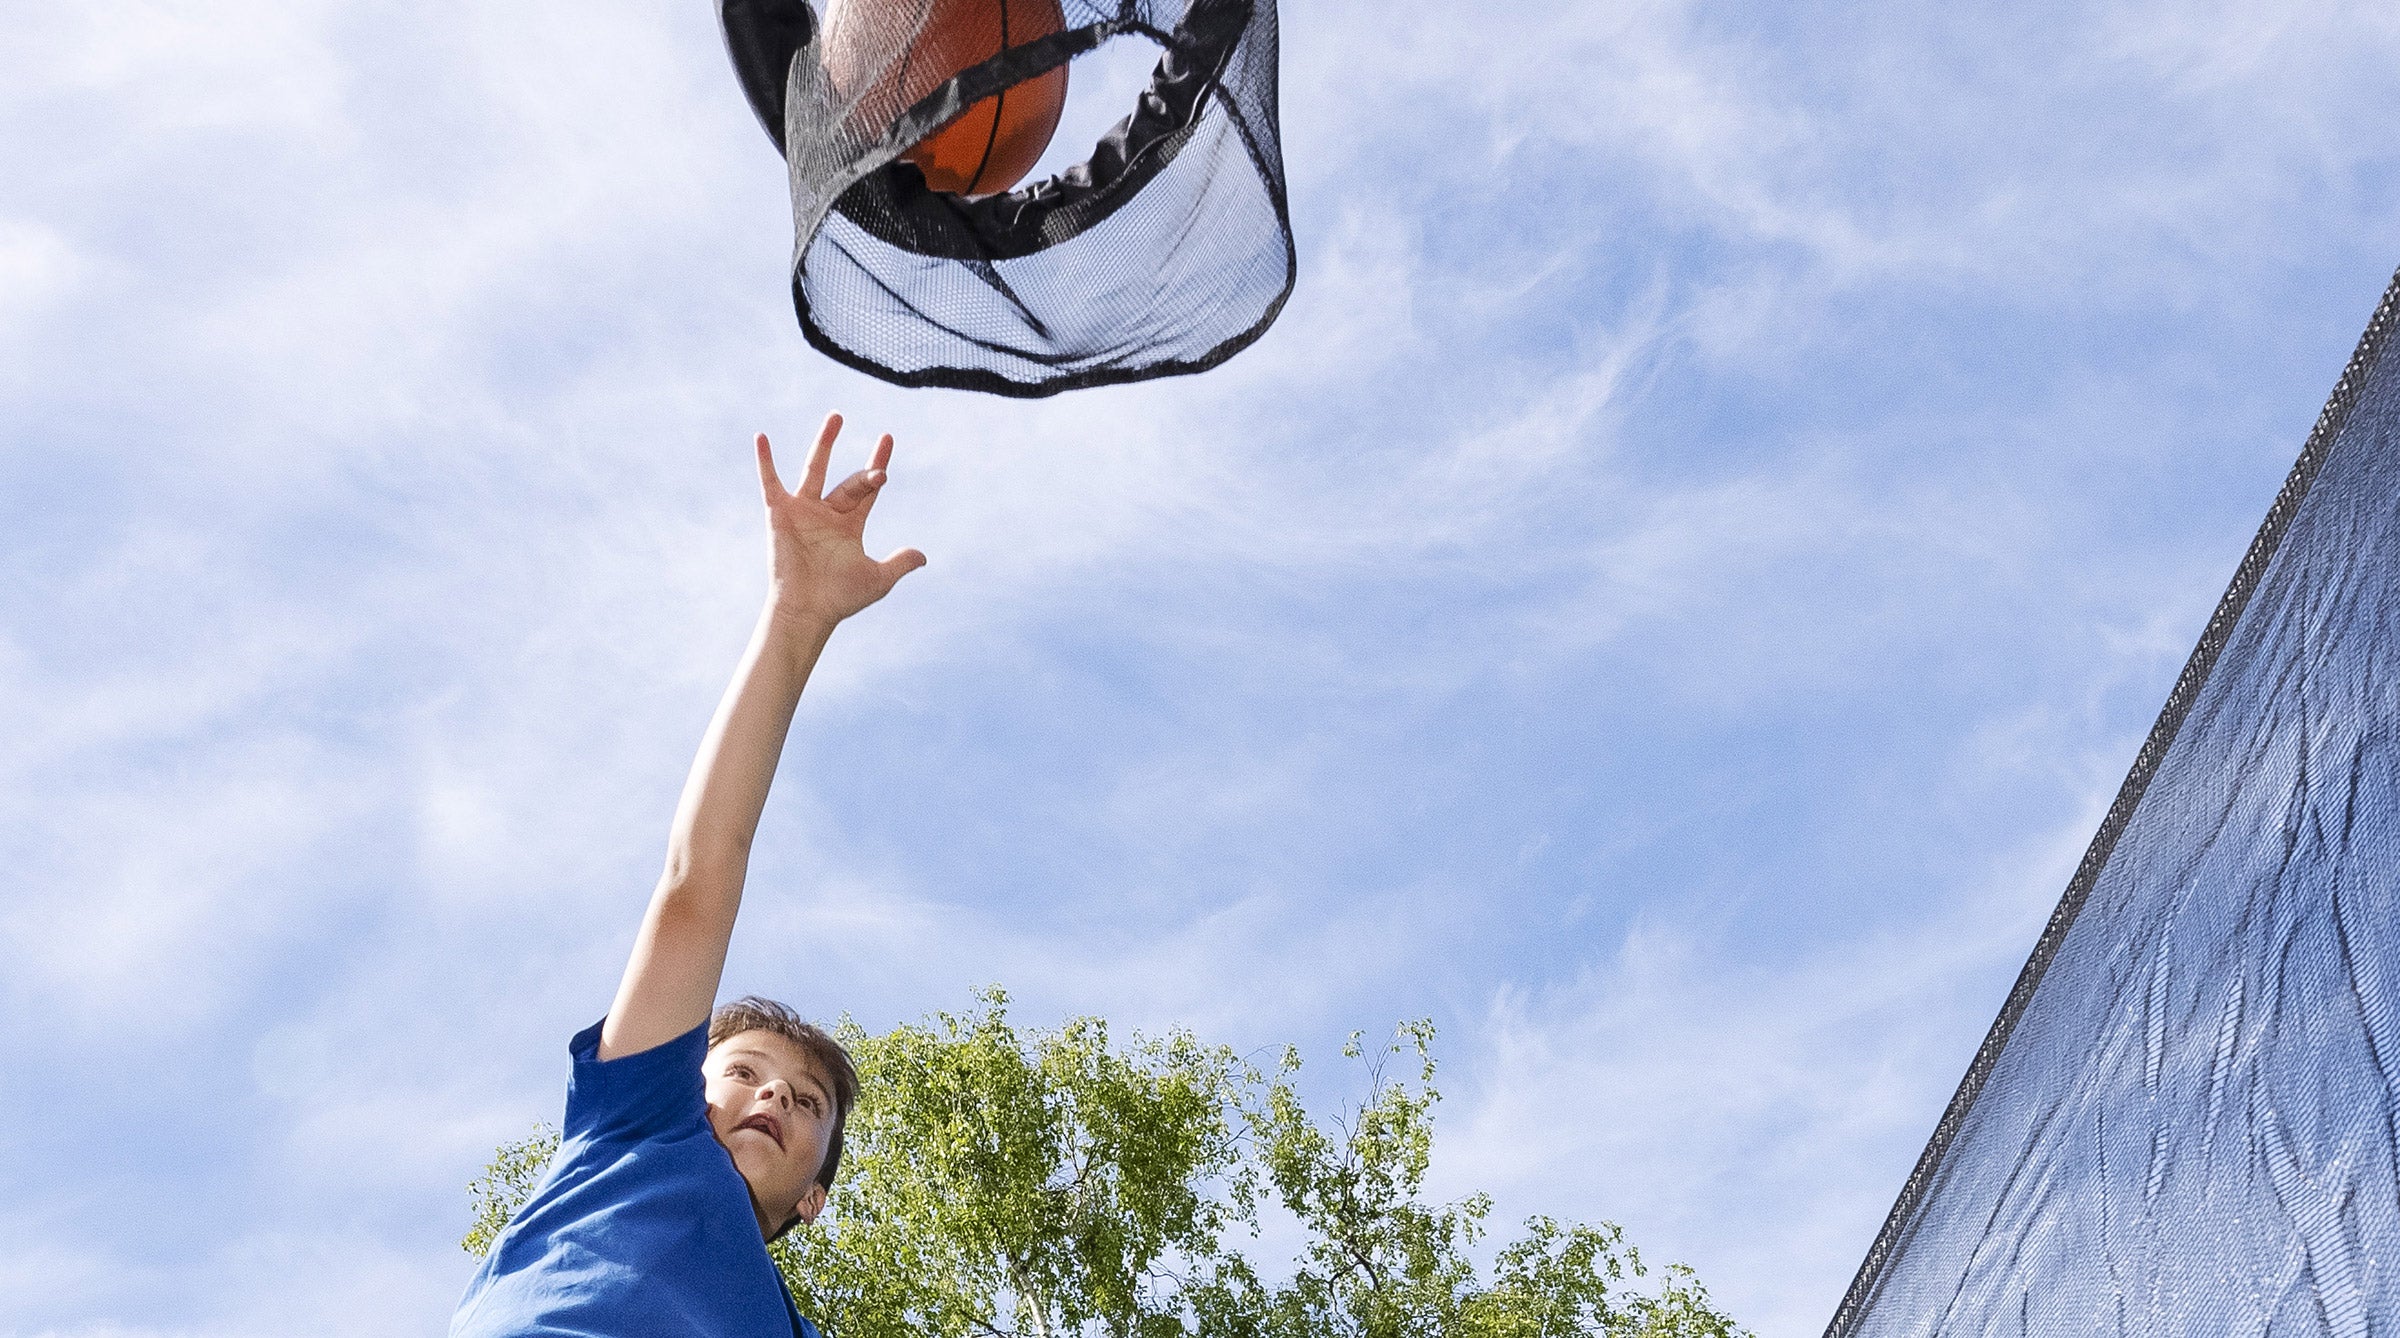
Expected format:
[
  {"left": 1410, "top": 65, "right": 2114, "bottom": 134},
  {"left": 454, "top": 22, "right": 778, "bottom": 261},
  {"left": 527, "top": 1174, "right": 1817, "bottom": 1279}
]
[{"left": 4, "top": 1, "right": 2399, "bottom": 1334}]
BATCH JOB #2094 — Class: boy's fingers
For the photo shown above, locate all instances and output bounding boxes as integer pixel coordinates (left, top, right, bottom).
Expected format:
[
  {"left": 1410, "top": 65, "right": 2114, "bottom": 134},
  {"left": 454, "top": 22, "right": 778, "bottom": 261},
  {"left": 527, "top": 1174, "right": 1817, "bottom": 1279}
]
[
  {"left": 801, "top": 413, "right": 841, "bottom": 499},
  {"left": 851, "top": 436, "right": 898, "bottom": 521},
  {"left": 754, "top": 434, "right": 786, "bottom": 500},
  {"left": 876, "top": 548, "right": 928, "bottom": 592},
  {"left": 824, "top": 468, "right": 884, "bottom": 514}
]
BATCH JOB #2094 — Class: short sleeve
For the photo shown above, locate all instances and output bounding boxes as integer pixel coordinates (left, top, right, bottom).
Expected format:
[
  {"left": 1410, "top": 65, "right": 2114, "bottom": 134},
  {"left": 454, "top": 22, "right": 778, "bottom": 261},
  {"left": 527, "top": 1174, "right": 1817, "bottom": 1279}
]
[{"left": 561, "top": 1017, "right": 711, "bottom": 1145}]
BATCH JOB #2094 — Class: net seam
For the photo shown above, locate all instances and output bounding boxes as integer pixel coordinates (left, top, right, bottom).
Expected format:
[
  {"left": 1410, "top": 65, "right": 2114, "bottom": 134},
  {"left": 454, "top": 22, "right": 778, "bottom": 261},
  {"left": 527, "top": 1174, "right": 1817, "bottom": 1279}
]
[{"left": 1822, "top": 258, "right": 2400, "bottom": 1338}]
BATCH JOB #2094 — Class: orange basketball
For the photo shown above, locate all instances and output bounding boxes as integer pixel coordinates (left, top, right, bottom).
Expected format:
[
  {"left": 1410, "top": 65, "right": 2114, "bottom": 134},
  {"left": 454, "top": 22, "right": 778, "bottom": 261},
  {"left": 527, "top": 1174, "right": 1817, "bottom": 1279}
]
[{"left": 823, "top": 0, "right": 1070, "bottom": 197}]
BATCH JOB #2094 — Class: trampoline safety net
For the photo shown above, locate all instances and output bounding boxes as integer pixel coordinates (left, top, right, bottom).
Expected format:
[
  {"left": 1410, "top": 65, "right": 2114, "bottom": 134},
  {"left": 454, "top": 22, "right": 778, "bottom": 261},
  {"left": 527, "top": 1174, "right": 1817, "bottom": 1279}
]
[
  {"left": 1829, "top": 263, "right": 2400, "bottom": 1337},
  {"left": 720, "top": 0, "right": 1294, "bottom": 397}
]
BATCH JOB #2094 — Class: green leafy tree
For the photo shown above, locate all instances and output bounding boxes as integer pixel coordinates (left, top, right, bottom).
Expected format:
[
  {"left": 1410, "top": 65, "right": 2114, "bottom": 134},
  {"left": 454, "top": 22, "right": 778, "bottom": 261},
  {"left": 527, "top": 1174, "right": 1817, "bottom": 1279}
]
[
  {"left": 1242, "top": 1026, "right": 1742, "bottom": 1338},
  {"left": 778, "top": 989, "right": 1261, "bottom": 1338},
  {"left": 464, "top": 998, "right": 1745, "bottom": 1338},
  {"left": 461, "top": 1121, "right": 557, "bottom": 1259}
]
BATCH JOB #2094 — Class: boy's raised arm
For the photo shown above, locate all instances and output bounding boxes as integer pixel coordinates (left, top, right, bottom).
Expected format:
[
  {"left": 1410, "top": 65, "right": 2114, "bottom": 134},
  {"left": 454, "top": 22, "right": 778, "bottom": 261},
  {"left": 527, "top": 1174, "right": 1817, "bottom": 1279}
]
[{"left": 598, "top": 415, "right": 925, "bottom": 1061}]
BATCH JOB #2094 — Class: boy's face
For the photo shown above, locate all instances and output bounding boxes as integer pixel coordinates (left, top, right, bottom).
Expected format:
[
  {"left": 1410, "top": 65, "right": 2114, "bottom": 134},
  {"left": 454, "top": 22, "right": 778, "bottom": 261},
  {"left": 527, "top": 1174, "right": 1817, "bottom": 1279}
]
[{"left": 703, "top": 1030, "right": 836, "bottom": 1235}]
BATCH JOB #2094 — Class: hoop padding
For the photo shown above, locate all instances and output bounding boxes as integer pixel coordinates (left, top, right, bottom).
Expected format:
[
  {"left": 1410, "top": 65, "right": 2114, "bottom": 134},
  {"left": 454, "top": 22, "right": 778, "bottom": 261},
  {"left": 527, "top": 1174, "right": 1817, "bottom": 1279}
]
[{"left": 721, "top": 0, "right": 1294, "bottom": 397}]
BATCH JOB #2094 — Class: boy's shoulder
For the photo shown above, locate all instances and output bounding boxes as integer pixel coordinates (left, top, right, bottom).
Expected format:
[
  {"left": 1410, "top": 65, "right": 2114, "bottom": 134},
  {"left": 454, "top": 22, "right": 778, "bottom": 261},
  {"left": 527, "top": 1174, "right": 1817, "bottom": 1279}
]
[
  {"left": 450, "top": 1021, "right": 797, "bottom": 1338},
  {"left": 559, "top": 1016, "right": 712, "bottom": 1145}
]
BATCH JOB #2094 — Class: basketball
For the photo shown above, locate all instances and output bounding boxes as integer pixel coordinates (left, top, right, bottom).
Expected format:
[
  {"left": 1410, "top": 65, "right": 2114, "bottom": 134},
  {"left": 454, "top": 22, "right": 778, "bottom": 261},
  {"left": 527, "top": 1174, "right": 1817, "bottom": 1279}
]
[{"left": 822, "top": 0, "right": 1071, "bottom": 197}]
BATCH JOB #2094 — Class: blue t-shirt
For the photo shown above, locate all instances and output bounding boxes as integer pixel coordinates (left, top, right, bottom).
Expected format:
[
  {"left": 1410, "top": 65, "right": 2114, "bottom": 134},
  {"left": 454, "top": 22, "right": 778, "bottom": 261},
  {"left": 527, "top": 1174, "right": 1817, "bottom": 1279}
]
[{"left": 450, "top": 1019, "right": 821, "bottom": 1338}]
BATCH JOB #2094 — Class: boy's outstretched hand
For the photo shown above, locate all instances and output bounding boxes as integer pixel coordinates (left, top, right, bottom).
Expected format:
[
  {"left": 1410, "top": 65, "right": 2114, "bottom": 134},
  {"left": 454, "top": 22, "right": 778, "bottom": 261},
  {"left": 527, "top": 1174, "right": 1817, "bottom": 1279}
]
[
  {"left": 757, "top": 414, "right": 928, "bottom": 632},
  {"left": 600, "top": 413, "right": 924, "bottom": 1063}
]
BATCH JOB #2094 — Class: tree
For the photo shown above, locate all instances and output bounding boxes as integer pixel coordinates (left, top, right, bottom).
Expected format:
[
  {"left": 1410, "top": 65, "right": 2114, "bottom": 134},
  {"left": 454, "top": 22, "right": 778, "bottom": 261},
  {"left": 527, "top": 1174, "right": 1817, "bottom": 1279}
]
[
  {"left": 464, "top": 994, "right": 1746, "bottom": 1337},
  {"left": 461, "top": 1121, "right": 557, "bottom": 1259},
  {"left": 777, "top": 991, "right": 1261, "bottom": 1338},
  {"left": 1238, "top": 1025, "right": 1742, "bottom": 1338}
]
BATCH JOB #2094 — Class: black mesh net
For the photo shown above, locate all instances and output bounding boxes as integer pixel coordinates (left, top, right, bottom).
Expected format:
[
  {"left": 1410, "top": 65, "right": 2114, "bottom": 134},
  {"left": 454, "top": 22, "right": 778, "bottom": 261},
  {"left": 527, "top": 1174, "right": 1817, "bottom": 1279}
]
[
  {"left": 720, "top": 0, "right": 1292, "bottom": 397},
  {"left": 1829, "top": 264, "right": 2400, "bottom": 1336}
]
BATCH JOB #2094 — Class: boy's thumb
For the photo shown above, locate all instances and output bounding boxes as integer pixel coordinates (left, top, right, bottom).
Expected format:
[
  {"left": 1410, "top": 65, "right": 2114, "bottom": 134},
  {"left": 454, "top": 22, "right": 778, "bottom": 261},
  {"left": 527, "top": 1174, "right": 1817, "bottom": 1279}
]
[{"left": 878, "top": 548, "right": 928, "bottom": 589}]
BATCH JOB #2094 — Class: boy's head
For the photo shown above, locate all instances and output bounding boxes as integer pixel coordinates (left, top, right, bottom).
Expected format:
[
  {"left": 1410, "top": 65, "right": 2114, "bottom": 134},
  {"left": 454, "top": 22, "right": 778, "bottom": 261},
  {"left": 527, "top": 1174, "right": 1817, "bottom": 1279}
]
[{"left": 702, "top": 996, "right": 858, "bottom": 1240}]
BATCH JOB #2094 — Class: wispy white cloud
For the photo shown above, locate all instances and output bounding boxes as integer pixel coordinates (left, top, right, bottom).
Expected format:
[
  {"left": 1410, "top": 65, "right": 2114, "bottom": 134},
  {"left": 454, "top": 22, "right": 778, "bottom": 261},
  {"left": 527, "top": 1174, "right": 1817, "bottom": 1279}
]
[
  {"left": 0, "top": 219, "right": 86, "bottom": 332},
  {"left": 4, "top": 2, "right": 349, "bottom": 136},
  {"left": 1431, "top": 791, "right": 2117, "bottom": 1334},
  {"left": 2, "top": 1224, "right": 464, "bottom": 1338},
  {"left": 4, "top": 0, "right": 2395, "bottom": 1334}
]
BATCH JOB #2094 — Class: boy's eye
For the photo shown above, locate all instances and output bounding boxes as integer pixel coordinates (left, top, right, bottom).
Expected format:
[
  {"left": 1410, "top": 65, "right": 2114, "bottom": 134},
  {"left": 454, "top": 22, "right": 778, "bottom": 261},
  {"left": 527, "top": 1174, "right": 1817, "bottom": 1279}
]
[{"left": 728, "top": 1064, "right": 754, "bottom": 1080}]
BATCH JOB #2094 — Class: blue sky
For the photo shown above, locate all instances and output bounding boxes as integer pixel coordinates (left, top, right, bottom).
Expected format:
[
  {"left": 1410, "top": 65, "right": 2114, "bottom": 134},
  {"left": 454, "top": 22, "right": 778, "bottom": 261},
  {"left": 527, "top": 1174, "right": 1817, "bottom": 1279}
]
[{"left": 5, "top": 2, "right": 2399, "bottom": 1334}]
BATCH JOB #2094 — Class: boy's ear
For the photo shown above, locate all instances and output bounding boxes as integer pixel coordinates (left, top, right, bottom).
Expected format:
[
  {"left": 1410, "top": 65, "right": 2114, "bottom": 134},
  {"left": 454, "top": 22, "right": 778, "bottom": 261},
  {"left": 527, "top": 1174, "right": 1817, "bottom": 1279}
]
[{"left": 790, "top": 1182, "right": 829, "bottom": 1228}]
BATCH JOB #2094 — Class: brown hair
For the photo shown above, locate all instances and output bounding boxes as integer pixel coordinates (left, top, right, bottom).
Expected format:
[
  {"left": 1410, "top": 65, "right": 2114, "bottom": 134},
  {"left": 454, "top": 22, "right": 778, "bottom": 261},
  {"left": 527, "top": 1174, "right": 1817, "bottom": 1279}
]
[{"left": 708, "top": 996, "right": 859, "bottom": 1203}]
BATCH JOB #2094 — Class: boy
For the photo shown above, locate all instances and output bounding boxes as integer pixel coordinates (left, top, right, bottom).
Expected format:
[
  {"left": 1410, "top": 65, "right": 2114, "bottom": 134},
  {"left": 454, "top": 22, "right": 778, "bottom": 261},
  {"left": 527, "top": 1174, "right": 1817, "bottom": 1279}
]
[{"left": 451, "top": 414, "right": 927, "bottom": 1337}]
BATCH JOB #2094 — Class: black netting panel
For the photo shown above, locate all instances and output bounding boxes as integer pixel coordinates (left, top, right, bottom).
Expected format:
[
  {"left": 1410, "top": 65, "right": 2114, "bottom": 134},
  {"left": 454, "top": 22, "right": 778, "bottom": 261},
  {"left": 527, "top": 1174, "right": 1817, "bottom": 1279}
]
[
  {"left": 720, "top": 0, "right": 1292, "bottom": 397},
  {"left": 1829, "top": 264, "right": 2400, "bottom": 1336}
]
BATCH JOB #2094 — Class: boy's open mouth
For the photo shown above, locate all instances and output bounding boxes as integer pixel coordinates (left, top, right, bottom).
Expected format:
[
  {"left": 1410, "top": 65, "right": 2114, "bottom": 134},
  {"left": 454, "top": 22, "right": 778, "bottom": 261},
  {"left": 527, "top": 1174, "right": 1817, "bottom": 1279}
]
[{"left": 736, "top": 1113, "right": 785, "bottom": 1150}]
